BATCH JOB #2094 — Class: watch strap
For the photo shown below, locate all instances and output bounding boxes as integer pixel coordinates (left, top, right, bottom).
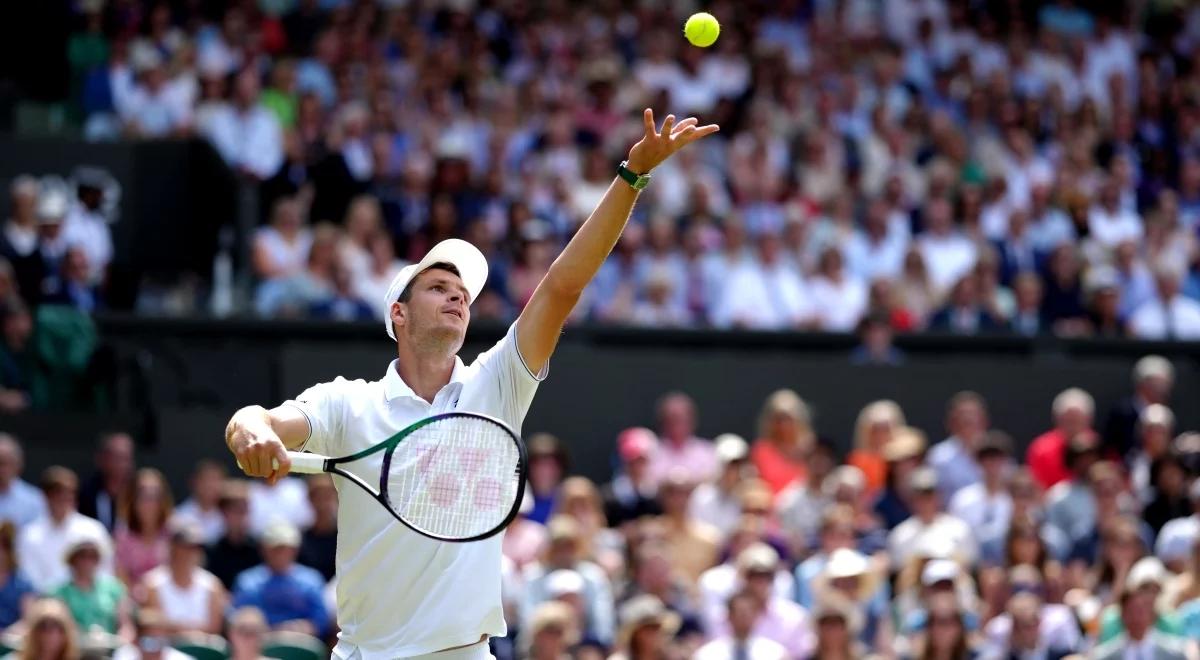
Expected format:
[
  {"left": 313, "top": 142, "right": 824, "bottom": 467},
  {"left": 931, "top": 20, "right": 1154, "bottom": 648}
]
[{"left": 617, "top": 161, "right": 651, "bottom": 190}]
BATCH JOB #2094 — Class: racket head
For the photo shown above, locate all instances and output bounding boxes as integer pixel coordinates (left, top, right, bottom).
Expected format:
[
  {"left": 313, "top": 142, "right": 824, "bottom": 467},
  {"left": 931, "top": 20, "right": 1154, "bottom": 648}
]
[{"left": 378, "top": 411, "right": 527, "bottom": 542}]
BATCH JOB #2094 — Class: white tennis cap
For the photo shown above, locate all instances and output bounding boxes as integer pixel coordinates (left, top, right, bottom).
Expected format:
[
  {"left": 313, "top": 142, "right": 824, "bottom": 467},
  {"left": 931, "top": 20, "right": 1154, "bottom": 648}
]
[{"left": 383, "top": 238, "right": 489, "bottom": 340}]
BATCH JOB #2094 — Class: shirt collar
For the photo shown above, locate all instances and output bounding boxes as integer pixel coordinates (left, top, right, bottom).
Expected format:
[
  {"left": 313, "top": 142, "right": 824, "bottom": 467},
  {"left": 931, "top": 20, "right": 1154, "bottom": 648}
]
[{"left": 382, "top": 357, "right": 467, "bottom": 402}]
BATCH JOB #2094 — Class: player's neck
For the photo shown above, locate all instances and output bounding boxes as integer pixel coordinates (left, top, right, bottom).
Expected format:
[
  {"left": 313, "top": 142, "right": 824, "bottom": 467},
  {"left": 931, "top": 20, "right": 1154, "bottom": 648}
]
[{"left": 395, "top": 343, "right": 456, "bottom": 404}]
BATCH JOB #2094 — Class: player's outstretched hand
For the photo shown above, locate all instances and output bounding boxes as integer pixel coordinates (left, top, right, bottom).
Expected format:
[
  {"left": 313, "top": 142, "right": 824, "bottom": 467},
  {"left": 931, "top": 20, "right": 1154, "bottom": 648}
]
[
  {"left": 228, "top": 416, "right": 292, "bottom": 485},
  {"left": 625, "top": 109, "right": 719, "bottom": 174}
]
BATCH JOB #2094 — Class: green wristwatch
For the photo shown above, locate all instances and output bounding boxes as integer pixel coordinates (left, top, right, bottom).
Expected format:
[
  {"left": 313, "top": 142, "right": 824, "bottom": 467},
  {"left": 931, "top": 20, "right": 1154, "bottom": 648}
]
[{"left": 617, "top": 161, "right": 651, "bottom": 190}]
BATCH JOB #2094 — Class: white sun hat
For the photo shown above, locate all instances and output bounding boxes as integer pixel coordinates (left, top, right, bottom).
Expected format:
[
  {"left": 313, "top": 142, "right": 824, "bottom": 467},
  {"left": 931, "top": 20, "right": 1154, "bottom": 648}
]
[{"left": 382, "top": 239, "right": 489, "bottom": 340}]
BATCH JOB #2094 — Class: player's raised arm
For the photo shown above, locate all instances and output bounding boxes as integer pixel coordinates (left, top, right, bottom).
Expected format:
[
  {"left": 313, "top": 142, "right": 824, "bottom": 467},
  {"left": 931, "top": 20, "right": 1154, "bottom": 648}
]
[
  {"left": 516, "top": 108, "right": 719, "bottom": 372},
  {"left": 225, "top": 404, "right": 308, "bottom": 483}
]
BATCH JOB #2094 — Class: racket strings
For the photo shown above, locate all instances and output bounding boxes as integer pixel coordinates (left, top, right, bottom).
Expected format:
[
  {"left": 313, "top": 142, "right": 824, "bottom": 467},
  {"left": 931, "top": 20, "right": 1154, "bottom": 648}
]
[{"left": 386, "top": 417, "right": 521, "bottom": 539}]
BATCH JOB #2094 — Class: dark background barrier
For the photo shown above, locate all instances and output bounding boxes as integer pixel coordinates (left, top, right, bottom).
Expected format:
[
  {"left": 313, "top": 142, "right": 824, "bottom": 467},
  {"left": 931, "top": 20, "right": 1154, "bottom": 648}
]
[{"left": 6, "top": 316, "right": 1197, "bottom": 496}]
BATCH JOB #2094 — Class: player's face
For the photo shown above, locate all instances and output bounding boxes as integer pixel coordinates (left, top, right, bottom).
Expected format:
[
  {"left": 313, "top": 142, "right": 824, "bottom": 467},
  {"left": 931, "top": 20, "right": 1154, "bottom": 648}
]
[{"left": 398, "top": 269, "right": 471, "bottom": 349}]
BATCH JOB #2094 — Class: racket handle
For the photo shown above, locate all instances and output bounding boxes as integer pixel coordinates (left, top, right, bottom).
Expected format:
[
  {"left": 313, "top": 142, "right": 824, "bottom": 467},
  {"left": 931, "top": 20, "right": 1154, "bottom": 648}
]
[{"left": 236, "top": 452, "right": 329, "bottom": 475}]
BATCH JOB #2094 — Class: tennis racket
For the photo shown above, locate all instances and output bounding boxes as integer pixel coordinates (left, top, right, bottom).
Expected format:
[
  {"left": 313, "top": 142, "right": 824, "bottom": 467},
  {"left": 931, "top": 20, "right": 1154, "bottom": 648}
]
[{"left": 245, "top": 411, "right": 527, "bottom": 542}]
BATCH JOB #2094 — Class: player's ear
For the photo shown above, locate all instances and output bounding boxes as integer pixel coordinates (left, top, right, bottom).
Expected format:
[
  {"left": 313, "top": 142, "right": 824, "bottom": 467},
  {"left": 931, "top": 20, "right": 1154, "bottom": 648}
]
[{"left": 392, "top": 301, "right": 406, "bottom": 328}]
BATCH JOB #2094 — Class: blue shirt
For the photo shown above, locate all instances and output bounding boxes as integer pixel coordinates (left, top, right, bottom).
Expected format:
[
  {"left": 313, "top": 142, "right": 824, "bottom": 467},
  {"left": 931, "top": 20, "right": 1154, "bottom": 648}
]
[
  {"left": 0, "top": 572, "right": 33, "bottom": 628},
  {"left": 0, "top": 480, "right": 47, "bottom": 529},
  {"left": 232, "top": 564, "right": 328, "bottom": 636},
  {"left": 928, "top": 437, "right": 982, "bottom": 502}
]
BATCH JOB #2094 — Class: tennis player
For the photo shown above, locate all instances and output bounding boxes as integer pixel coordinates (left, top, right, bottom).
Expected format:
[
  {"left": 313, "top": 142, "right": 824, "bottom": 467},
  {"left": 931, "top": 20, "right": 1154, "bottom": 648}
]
[{"left": 225, "top": 109, "right": 717, "bottom": 660}]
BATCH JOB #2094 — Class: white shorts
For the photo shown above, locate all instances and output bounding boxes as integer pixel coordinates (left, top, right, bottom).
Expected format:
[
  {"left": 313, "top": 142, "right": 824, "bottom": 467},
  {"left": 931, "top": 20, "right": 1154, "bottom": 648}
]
[{"left": 331, "top": 639, "right": 495, "bottom": 660}]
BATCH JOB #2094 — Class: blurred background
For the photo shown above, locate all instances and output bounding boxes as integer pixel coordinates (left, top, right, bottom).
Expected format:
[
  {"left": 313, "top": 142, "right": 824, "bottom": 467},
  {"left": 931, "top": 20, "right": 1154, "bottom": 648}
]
[{"left": 2, "top": 0, "right": 1200, "bottom": 658}]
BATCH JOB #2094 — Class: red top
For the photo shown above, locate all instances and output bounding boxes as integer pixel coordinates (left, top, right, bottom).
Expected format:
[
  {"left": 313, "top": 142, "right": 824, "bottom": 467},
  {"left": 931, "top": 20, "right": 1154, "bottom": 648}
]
[
  {"left": 751, "top": 439, "right": 808, "bottom": 495},
  {"left": 1026, "top": 428, "right": 1070, "bottom": 490}
]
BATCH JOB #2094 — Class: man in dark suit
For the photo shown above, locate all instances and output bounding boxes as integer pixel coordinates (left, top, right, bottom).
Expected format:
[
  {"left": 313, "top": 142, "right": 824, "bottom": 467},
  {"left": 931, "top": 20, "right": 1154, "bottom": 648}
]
[
  {"left": 1090, "top": 581, "right": 1190, "bottom": 660},
  {"left": 929, "top": 275, "right": 1006, "bottom": 335},
  {"left": 78, "top": 431, "right": 135, "bottom": 530},
  {"left": 1009, "top": 272, "right": 1047, "bottom": 336},
  {"left": 993, "top": 207, "right": 1041, "bottom": 287},
  {"left": 1102, "top": 355, "right": 1174, "bottom": 459}
]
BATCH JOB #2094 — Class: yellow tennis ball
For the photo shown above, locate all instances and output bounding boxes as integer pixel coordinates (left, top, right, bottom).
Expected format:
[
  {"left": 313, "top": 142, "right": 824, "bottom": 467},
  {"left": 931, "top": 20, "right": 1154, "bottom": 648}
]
[{"left": 684, "top": 12, "right": 720, "bottom": 48}]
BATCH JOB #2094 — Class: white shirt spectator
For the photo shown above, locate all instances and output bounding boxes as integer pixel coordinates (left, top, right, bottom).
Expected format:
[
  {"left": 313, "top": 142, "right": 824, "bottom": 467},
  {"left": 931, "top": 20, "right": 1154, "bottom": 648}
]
[
  {"left": 142, "top": 564, "right": 222, "bottom": 630},
  {"left": 247, "top": 479, "right": 314, "bottom": 538},
  {"left": 356, "top": 261, "right": 408, "bottom": 322},
  {"left": 120, "top": 84, "right": 192, "bottom": 137},
  {"left": 982, "top": 604, "right": 1082, "bottom": 655},
  {"left": 2, "top": 221, "right": 37, "bottom": 257},
  {"left": 918, "top": 232, "right": 978, "bottom": 295},
  {"left": 808, "top": 273, "right": 868, "bottom": 332},
  {"left": 948, "top": 484, "right": 1013, "bottom": 545},
  {"left": 709, "top": 597, "right": 814, "bottom": 658},
  {"left": 711, "top": 260, "right": 811, "bottom": 330},
  {"left": 698, "top": 563, "right": 795, "bottom": 634},
  {"left": 888, "top": 513, "right": 977, "bottom": 570},
  {"left": 1128, "top": 296, "right": 1200, "bottom": 340},
  {"left": 845, "top": 229, "right": 908, "bottom": 282},
  {"left": 62, "top": 204, "right": 113, "bottom": 284},
  {"left": 200, "top": 104, "right": 284, "bottom": 179},
  {"left": 694, "top": 635, "right": 788, "bottom": 660},
  {"left": 171, "top": 500, "right": 224, "bottom": 545},
  {"left": 1088, "top": 205, "right": 1143, "bottom": 247},
  {"left": 254, "top": 226, "right": 312, "bottom": 280},
  {"left": 17, "top": 512, "right": 113, "bottom": 592},
  {"left": 689, "top": 484, "right": 742, "bottom": 539},
  {"left": 0, "top": 479, "right": 47, "bottom": 529}
]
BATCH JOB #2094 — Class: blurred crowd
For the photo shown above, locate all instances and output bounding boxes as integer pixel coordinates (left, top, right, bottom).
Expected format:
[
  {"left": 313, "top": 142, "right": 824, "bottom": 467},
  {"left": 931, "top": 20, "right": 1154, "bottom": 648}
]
[
  {"left": 0, "top": 355, "right": 1198, "bottom": 659},
  {"left": 26, "top": 0, "right": 1198, "bottom": 335}
]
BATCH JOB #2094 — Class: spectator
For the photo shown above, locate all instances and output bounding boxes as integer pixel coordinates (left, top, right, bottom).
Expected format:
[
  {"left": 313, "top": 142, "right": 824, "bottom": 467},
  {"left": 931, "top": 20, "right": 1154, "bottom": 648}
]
[
  {"left": 17, "top": 598, "right": 80, "bottom": 660},
  {"left": 1044, "top": 439, "right": 1106, "bottom": 546},
  {"left": 928, "top": 391, "right": 990, "bottom": 501},
  {"left": 846, "top": 400, "right": 905, "bottom": 494},
  {"left": 916, "top": 197, "right": 978, "bottom": 297},
  {"left": 980, "top": 583, "right": 1080, "bottom": 660},
  {"left": 1084, "top": 266, "right": 1126, "bottom": 338},
  {"left": 809, "top": 246, "right": 868, "bottom": 332},
  {"left": 1128, "top": 262, "right": 1200, "bottom": 339},
  {"left": 1039, "top": 245, "right": 1089, "bottom": 336},
  {"left": 170, "top": 460, "right": 226, "bottom": 545},
  {"left": 1103, "top": 355, "right": 1174, "bottom": 460},
  {"left": 503, "top": 494, "right": 548, "bottom": 573},
  {"left": 111, "top": 607, "right": 190, "bottom": 660},
  {"left": 255, "top": 222, "right": 339, "bottom": 317},
  {"left": 62, "top": 168, "right": 114, "bottom": 285},
  {"left": 655, "top": 470, "right": 720, "bottom": 586},
  {"left": 297, "top": 475, "right": 336, "bottom": 582},
  {"left": 649, "top": 392, "right": 716, "bottom": 486},
  {"left": 118, "top": 51, "right": 191, "bottom": 138},
  {"left": 307, "top": 259, "right": 374, "bottom": 321},
  {"left": 811, "top": 548, "right": 890, "bottom": 651},
  {"left": 1095, "top": 557, "right": 1183, "bottom": 645},
  {"left": 848, "top": 312, "right": 906, "bottom": 366},
  {"left": 0, "top": 434, "right": 47, "bottom": 528},
  {"left": 355, "top": 232, "right": 407, "bottom": 321},
  {"left": 711, "top": 230, "right": 811, "bottom": 330},
  {"left": 1157, "top": 481, "right": 1200, "bottom": 572},
  {"left": 689, "top": 434, "right": 751, "bottom": 537},
  {"left": 694, "top": 590, "right": 787, "bottom": 660},
  {"left": 1026, "top": 388, "right": 1095, "bottom": 490},
  {"left": 948, "top": 431, "right": 1015, "bottom": 545},
  {"left": 909, "top": 593, "right": 978, "bottom": 660},
  {"left": 601, "top": 428, "right": 661, "bottom": 528},
  {"left": 226, "top": 606, "right": 270, "bottom": 660},
  {"left": 252, "top": 197, "right": 311, "bottom": 283},
  {"left": 794, "top": 505, "right": 860, "bottom": 610},
  {"left": 887, "top": 466, "right": 976, "bottom": 570},
  {"left": 200, "top": 67, "right": 284, "bottom": 180},
  {"left": 0, "top": 176, "right": 41, "bottom": 304},
  {"left": 809, "top": 594, "right": 868, "bottom": 660},
  {"left": 621, "top": 542, "right": 699, "bottom": 633},
  {"left": 79, "top": 431, "right": 135, "bottom": 532},
  {"left": 41, "top": 248, "right": 99, "bottom": 313},
  {"left": 0, "top": 522, "right": 33, "bottom": 630},
  {"left": 1165, "top": 537, "right": 1200, "bottom": 610},
  {"left": 114, "top": 468, "right": 172, "bottom": 586},
  {"left": 1008, "top": 272, "right": 1046, "bottom": 335},
  {"left": 1128, "top": 404, "right": 1175, "bottom": 505},
  {"left": 1089, "top": 578, "right": 1190, "bottom": 660},
  {"left": 520, "top": 516, "right": 614, "bottom": 648},
  {"left": 231, "top": 520, "right": 326, "bottom": 637},
  {"left": 556, "top": 478, "right": 623, "bottom": 578},
  {"left": 929, "top": 274, "right": 1006, "bottom": 334},
  {"left": 53, "top": 534, "right": 133, "bottom": 638},
  {"left": 525, "top": 434, "right": 568, "bottom": 526},
  {"left": 609, "top": 595, "right": 678, "bottom": 660},
  {"left": 522, "top": 601, "right": 579, "bottom": 660},
  {"left": 750, "top": 389, "right": 816, "bottom": 495},
  {"left": 141, "top": 521, "right": 225, "bottom": 635},
  {"left": 0, "top": 300, "right": 33, "bottom": 414},
  {"left": 873, "top": 427, "right": 927, "bottom": 531},
  {"left": 206, "top": 480, "right": 261, "bottom": 589},
  {"left": 247, "top": 471, "right": 313, "bottom": 538},
  {"left": 18, "top": 467, "right": 112, "bottom": 593}
]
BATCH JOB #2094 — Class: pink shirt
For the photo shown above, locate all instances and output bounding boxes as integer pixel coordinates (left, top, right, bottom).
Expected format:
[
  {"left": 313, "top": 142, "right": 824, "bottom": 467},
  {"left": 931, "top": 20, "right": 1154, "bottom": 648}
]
[
  {"left": 649, "top": 436, "right": 719, "bottom": 486},
  {"left": 114, "top": 528, "right": 169, "bottom": 584},
  {"left": 711, "top": 598, "right": 814, "bottom": 658}
]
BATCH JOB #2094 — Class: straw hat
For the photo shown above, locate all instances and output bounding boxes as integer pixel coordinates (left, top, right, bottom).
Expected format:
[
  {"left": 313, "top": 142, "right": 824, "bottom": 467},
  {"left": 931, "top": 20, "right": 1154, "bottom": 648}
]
[
  {"left": 615, "top": 595, "right": 680, "bottom": 649},
  {"left": 814, "top": 549, "right": 882, "bottom": 602}
]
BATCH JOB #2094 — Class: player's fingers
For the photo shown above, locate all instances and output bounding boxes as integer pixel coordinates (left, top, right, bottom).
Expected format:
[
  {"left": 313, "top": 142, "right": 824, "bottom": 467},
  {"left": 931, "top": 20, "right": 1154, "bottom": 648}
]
[
  {"left": 683, "top": 124, "right": 721, "bottom": 142},
  {"left": 672, "top": 117, "right": 699, "bottom": 136},
  {"left": 659, "top": 114, "right": 676, "bottom": 139},
  {"left": 268, "top": 444, "right": 292, "bottom": 485},
  {"left": 642, "top": 108, "right": 655, "bottom": 137}
]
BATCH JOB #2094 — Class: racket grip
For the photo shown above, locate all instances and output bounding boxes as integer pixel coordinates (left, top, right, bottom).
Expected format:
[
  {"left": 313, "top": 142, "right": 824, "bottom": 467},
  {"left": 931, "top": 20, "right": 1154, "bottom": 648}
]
[{"left": 285, "top": 452, "right": 328, "bottom": 474}]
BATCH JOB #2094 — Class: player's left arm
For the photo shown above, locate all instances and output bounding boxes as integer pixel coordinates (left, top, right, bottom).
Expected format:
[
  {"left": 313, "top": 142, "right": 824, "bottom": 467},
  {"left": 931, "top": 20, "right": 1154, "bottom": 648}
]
[{"left": 516, "top": 108, "right": 719, "bottom": 372}]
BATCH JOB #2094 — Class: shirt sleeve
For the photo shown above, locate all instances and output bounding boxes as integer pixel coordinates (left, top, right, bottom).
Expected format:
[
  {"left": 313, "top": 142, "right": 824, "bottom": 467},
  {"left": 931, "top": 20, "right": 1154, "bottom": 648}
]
[
  {"left": 280, "top": 378, "right": 347, "bottom": 457},
  {"left": 470, "top": 323, "right": 548, "bottom": 429}
]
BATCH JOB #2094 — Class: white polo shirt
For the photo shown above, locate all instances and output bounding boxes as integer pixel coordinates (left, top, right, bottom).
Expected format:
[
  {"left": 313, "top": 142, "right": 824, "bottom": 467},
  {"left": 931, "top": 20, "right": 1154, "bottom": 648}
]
[{"left": 284, "top": 323, "right": 545, "bottom": 658}]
